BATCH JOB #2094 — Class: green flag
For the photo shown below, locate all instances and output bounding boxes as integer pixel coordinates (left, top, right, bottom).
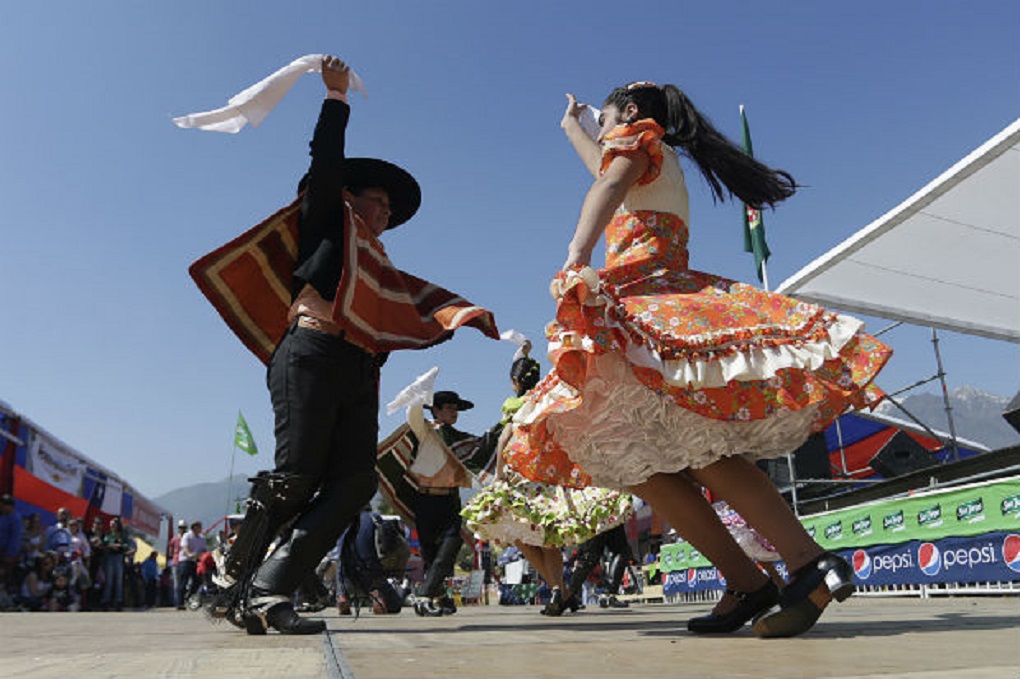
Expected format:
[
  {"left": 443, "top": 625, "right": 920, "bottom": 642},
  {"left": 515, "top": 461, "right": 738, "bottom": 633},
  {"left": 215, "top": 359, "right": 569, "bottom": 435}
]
[
  {"left": 740, "top": 105, "right": 770, "bottom": 284},
  {"left": 234, "top": 411, "right": 258, "bottom": 456}
]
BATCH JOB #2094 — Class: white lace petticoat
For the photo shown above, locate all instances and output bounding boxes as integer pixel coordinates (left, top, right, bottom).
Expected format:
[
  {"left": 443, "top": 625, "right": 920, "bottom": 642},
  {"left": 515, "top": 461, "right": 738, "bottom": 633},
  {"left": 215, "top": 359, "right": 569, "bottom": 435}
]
[{"left": 543, "top": 353, "right": 820, "bottom": 489}]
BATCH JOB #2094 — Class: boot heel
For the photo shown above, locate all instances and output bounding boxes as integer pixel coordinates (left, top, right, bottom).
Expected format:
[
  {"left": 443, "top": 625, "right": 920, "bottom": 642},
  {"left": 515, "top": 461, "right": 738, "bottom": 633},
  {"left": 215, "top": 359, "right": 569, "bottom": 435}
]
[
  {"left": 826, "top": 570, "right": 854, "bottom": 602},
  {"left": 751, "top": 553, "right": 852, "bottom": 639},
  {"left": 243, "top": 612, "right": 267, "bottom": 635}
]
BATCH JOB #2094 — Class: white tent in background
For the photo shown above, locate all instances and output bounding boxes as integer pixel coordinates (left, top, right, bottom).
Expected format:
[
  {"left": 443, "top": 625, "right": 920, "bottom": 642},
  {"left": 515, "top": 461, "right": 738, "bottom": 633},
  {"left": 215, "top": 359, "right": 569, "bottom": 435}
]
[{"left": 778, "top": 118, "right": 1020, "bottom": 343}]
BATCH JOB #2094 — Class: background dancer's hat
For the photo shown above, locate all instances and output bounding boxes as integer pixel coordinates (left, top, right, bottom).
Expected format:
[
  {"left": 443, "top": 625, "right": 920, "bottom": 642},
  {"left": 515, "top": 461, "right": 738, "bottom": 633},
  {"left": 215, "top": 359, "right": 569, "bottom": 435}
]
[
  {"left": 298, "top": 158, "right": 421, "bottom": 230},
  {"left": 430, "top": 391, "right": 474, "bottom": 411}
]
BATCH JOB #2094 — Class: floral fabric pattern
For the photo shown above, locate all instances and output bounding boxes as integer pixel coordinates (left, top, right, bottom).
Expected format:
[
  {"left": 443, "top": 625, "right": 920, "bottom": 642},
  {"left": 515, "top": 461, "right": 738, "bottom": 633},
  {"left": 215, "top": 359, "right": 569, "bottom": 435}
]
[{"left": 461, "top": 465, "right": 634, "bottom": 547}]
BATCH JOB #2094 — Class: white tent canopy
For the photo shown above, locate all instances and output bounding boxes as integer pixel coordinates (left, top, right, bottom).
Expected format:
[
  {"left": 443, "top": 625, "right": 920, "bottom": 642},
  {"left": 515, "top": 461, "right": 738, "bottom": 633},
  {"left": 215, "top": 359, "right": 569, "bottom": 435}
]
[{"left": 778, "top": 118, "right": 1020, "bottom": 343}]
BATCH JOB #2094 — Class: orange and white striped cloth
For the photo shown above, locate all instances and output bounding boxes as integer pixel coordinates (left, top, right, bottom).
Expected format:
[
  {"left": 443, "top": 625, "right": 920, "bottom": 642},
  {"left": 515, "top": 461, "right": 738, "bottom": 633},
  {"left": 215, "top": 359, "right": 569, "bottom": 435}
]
[{"left": 189, "top": 197, "right": 498, "bottom": 364}]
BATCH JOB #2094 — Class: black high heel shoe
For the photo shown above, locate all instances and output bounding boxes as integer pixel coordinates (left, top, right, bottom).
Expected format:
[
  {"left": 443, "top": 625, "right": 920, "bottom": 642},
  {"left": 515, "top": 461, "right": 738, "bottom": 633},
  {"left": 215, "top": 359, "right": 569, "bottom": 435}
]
[
  {"left": 686, "top": 579, "right": 779, "bottom": 634},
  {"left": 752, "top": 552, "right": 854, "bottom": 638}
]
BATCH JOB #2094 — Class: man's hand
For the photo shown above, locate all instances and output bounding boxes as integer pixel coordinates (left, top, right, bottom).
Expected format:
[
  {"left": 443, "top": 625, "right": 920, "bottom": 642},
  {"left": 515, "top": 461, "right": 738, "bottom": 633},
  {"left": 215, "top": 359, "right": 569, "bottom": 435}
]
[{"left": 321, "top": 55, "right": 350, "bottom": 94}]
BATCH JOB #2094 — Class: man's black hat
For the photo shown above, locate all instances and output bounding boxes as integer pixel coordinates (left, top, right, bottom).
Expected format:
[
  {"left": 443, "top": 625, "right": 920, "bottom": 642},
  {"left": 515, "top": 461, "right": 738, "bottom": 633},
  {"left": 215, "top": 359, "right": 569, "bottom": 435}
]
[
  {"left": 297, "top": 158, "right": 421, "bottom": 230},
  {"left": 430, "top": 391, "right": 474, "bottom": 411},
  {"left": 344, "top": 158, "right": 421, "bottom": 229}
]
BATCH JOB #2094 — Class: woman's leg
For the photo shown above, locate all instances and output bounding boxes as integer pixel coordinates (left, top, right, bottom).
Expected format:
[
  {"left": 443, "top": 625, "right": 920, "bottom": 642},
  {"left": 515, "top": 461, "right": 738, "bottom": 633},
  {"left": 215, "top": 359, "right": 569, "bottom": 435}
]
[
  {"left": 628, "top": 472, "right": 769, "bottom": 597},
  {"left": 689, "top": 455, "right": 852, "bottom": 638},
  {"left": 542, "top": 548, "right": 566, "bottom": 594},
  {"left": 686, "top": 456, "right": 822, "bottom": 572},
  {"left": 517, "top": 543, "right": 564, "bottom": 591},
  {"left": 101, "top": 558, "right": 113, "bottom": 605},
  {"left": 113, "top": 558, "right": 124, "bottom": 607}
]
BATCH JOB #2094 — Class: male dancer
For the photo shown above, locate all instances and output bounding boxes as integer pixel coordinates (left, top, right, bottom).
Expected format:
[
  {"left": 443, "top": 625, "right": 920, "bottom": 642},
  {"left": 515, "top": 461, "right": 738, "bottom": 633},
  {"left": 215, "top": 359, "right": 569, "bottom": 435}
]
[
  {"left": 411, "top": 390, "right": 475, "bottom": 617},
  {"left": 194, "top": 57, "right": 497, "bottom": 634},
  {"left": 567, "top": 525, "right": 636, "bottom": 609}
]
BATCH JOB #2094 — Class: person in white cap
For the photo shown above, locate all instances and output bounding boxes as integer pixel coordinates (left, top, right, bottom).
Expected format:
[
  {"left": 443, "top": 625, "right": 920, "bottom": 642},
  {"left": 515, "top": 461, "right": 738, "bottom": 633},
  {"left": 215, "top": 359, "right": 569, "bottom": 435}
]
[{"left": 168, "top": 519, "right": 188, "bottom": 609}]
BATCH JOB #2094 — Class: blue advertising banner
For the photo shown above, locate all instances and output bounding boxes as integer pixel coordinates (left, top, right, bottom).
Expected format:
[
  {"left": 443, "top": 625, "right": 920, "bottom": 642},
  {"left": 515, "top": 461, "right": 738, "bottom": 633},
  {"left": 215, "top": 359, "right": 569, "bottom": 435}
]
[
  {"left": 662, "top": 531, "right": 1020, "bottom": 595},
  {"left": 847, "top": 531, "right": 1020, "bottom": 587}
]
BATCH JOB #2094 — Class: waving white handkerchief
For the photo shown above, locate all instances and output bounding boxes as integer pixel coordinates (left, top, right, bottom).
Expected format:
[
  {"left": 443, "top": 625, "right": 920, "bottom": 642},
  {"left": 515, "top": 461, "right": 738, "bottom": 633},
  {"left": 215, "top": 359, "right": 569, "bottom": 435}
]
[
  {"left": 173, "top": 54, "right": 367, "bottom": 133},
  {"left": 385, "top": 367, "right": 439, "bottom": 416},
  {"left": 579, "top": 104, "right": 601, "bottom": 141},
  {"left": 500, "top": 329, "right": 532, "bottom": 361}
]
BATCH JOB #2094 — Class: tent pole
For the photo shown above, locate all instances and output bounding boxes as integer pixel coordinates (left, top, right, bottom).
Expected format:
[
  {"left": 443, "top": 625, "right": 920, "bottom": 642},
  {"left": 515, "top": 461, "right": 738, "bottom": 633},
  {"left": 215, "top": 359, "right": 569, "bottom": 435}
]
[
  {"left": 225, "top": 442, "right": 237, "bottom": 524},
  {"left": 930, "top": 327, "right": 961, "bottom": 462},
  {"left": 785, "top": 453, "right": 800, "bottom": 517}
]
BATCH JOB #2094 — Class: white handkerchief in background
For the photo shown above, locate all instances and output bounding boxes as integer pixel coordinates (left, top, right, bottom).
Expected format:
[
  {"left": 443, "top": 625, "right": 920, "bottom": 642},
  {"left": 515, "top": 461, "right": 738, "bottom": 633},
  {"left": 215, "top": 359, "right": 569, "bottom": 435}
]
[{"left": 500, "top": 329, "right": 532, "bottom": 361}]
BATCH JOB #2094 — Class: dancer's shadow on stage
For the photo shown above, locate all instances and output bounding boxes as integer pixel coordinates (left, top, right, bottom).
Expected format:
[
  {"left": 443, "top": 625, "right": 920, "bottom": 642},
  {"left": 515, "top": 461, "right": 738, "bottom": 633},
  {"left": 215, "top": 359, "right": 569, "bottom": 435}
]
[
  {"left": 330, "top": 609, "right": 1018, "bottom": 639},
  {"left": 637, "top": 610, "right": 1020, "bottom": 639}
]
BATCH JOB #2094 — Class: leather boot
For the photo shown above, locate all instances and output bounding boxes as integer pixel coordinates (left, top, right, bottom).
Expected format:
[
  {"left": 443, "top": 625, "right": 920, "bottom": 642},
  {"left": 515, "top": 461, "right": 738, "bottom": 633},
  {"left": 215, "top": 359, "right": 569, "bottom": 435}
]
[{"left": 245, "top": 590, "right": 326, "bottom": 635}]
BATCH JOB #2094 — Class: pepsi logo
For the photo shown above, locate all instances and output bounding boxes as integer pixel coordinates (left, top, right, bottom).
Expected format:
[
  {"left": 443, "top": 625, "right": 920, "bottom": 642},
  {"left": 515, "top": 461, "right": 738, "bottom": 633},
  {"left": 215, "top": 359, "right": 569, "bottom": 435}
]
[
  {"left": 686, "top": 567, "right": 698, "bottom": 588},
  {"left": 1003, "top": 534, "right": 1020, "bottom": 574},
  {"left": 918, "top": 542, "right": 941, "bottom": 576},
  {"left": 852, "top": 549, "right": 872, "bottom": 580}
]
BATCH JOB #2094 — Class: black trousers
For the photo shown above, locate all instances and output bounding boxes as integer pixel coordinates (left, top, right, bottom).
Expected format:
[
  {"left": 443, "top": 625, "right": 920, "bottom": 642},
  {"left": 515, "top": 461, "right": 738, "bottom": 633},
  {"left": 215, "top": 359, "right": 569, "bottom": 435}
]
[
  {"left": 252, "top": 324, "right": 380, "bottom": 595},
  {"left": 414, "top": 493, "right": 463, "bottom": 598}
]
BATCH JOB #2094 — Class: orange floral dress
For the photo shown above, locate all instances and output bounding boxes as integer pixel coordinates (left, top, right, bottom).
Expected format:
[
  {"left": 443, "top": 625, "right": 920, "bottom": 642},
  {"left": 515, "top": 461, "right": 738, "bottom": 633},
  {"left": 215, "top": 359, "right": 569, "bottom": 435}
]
[{"left": 505, "top": 119, "right": 892, "bottom": 489}]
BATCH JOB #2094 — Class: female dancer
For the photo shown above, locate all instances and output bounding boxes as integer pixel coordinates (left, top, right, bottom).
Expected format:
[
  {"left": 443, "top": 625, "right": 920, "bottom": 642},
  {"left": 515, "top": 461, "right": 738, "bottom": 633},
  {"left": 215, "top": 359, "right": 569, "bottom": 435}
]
[
  {"left": 461, "top": 340, "right": 633, "bottom": 616},
  {"left": 506, "top": 83, "right": 891, "bottom": 637}
]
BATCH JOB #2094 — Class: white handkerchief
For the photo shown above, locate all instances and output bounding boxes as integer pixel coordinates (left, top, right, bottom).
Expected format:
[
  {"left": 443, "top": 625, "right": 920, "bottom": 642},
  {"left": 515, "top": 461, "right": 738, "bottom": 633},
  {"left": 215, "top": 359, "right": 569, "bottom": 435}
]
[
  {"left": 385, "top": 367, "right": 439, "bottom": 415},
  {"left": 173, "top": 54, "right": 366, "bottom": 134},
  {"left": 579, "top": 104, "right": 601, "bottom": 141},
  {"left": 500, "top": 329, "right": 531, "bottom": 361}
]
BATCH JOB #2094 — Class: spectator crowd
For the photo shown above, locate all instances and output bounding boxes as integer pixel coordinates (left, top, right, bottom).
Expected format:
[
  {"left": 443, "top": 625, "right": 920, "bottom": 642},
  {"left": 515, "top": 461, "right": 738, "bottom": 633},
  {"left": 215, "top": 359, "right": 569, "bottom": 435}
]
[{"left": 0, "top": 495, "right": 193, "bottom": 613}]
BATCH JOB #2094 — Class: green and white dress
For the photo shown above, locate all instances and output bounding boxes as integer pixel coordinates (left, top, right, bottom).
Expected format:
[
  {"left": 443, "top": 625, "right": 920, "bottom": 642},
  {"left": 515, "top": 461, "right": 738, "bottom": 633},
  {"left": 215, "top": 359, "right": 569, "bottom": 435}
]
[{"left": 461, "top": 396, "right": 634, "bottom": 547}]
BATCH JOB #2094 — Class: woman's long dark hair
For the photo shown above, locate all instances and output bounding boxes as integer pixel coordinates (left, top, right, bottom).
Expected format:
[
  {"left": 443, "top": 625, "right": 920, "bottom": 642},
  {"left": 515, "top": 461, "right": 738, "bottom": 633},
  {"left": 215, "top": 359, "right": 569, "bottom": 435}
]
[{"left": 604, "top": 84, "right": 796, "bottom": 209}]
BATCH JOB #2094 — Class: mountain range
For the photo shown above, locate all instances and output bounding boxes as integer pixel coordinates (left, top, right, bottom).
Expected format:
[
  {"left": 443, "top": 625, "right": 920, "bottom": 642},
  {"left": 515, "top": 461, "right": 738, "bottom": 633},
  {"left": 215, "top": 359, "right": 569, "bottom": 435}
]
[
  {"left": 155, "top": 385, "right": 1019, "bottom": 527},
  {"left": 874, "top": 385, "right": 1019, "bottom": 450}
]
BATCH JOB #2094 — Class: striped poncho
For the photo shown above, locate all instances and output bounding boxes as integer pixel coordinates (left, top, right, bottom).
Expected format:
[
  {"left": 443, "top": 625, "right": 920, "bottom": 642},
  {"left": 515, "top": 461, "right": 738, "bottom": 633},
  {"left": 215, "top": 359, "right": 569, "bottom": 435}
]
[{"left": 189, "top": 197, "right": 498, "bottom": 363}]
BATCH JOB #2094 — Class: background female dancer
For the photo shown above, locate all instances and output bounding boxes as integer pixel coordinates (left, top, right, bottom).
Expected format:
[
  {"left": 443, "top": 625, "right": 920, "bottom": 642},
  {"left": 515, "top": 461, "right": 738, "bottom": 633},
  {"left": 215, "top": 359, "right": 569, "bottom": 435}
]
[
  {"left": 462, "top": 340, "right": 633, "bottom": 616},
  {"left": 506, "top": 83, "right": 891, "bottom": 637}
]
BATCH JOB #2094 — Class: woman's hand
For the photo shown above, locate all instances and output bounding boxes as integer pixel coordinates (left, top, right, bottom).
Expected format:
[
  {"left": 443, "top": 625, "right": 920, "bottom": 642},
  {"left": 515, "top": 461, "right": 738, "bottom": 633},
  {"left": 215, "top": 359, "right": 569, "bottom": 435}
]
[
  {"left": 560, "top": 93, "right": 587, "bottom": 130},
  {"left": 562, "top": 245, "right": 592, "bottom": 270},
  {"left": 321, "top": 55, "right": 350, "bottom": 94},
  {"left": 561, "top": 94, "right": 602, "bottom": 177}
]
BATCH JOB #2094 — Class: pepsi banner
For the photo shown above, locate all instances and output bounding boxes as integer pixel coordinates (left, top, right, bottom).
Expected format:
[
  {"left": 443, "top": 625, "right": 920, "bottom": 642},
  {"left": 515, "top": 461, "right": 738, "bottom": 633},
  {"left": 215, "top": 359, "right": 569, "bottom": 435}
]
[
  {"left": 847, "top": 531, "right": 1020, "bottom": 587},
  {"left": 662, "top": 532, "right": 1020, "bottom": 595},
  {"left": 662, "top": 565, "right": 726, "bottom": 596}
]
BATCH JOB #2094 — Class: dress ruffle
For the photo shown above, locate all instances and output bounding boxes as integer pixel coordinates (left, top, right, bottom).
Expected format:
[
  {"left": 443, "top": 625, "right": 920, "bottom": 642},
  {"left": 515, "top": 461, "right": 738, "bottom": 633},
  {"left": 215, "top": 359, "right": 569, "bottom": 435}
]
[
  {"left": 506, "top": 262, "right": 891, "bottom": 489},
  {"left": 460, "top": 466, "right": 633, "bottom": 547},
  {"left": 600, "top": 119, "right": 664, "bottom": 185}
]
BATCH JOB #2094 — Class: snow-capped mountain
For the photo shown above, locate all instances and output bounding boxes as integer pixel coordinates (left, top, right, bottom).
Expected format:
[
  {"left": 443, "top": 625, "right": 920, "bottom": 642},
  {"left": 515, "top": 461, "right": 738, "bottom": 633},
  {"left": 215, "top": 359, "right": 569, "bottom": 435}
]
[{"left": 875, "top": 385, "right": 1020, "bottom": 450}]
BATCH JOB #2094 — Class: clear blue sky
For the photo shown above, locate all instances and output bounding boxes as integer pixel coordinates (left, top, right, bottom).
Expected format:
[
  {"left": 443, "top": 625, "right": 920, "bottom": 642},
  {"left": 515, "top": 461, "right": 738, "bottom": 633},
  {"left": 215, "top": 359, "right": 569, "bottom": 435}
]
[{"left": 1, "top": 2, "right": 1017, "bottom": 500}]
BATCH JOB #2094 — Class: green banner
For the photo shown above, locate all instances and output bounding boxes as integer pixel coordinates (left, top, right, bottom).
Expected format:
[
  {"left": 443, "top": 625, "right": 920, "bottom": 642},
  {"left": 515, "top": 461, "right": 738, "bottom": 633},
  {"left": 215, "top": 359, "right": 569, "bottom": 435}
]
[{"left": 660, "top": 477, "right": 1020, "bottom": 572}]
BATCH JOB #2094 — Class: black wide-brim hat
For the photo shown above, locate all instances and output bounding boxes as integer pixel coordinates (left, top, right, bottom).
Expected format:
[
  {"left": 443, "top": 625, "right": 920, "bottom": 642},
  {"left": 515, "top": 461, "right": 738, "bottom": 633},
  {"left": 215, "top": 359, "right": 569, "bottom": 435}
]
[
  {"left": 430, "top": 390, "right": 474, "bottom": 411},
  {"left": 344, "top": 158, "right": 421, "bottom": 230}
]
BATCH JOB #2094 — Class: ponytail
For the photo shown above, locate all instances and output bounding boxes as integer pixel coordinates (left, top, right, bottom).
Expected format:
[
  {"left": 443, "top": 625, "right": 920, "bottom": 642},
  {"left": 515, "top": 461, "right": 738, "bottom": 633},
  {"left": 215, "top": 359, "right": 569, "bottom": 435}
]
[{"left": 606, "top": 83, "right": 796, "bottom": 209}]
